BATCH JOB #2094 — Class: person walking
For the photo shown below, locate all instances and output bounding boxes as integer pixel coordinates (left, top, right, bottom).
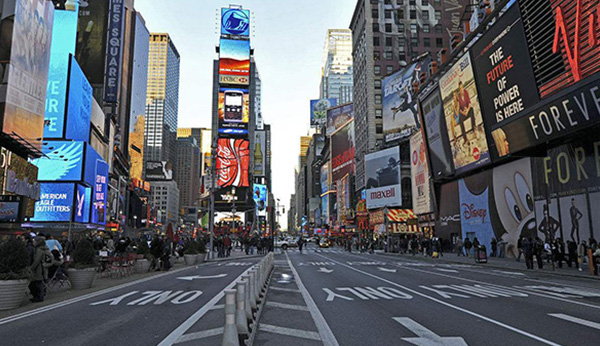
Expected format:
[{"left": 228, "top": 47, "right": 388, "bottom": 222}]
[
  {"left": 533, "top": 237, "right": 544, "bottom": 269},
  {"left": 297, "top": 236, "right": 304, "bottom": 254},
  {"left": 464, "top": 238, "right": 472, "bottom": 257},
  {"left": 556, "top": 238, "right": 565, "bottom": 268},
  {"left": 516, "top": 237, "right": 524, "bottom": 262},
  {"left": 490, "top": 238, "right": 497, "bottom": 257},
  {"left": 456, "top": 237, "right": 463, "bottom": 256},
  {"left": 567, "top": 240, "right": 578, "bottom": 269},
  {"left": 29, "top": 237, "right": 48, "bottom": 302},
  {"left": 578, "top": 241, "right": 588, "bottom": 272},
  {"left": 523, "top": 238, "right": 534, "bottom": 269}
]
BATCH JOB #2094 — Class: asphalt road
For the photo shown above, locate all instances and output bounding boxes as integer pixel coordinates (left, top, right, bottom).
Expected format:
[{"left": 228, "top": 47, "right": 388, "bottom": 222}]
[
  {"left": 0, "top": 257, "right": 261, "bottom": 346},
  {"left": 255, "top": 245, "right": 600, "bottom": 346}
]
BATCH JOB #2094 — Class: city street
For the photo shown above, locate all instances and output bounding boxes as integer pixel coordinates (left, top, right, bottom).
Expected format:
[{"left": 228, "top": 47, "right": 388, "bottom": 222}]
[{"left": 254, "top": 245, "right": 600, "bottom": 346}]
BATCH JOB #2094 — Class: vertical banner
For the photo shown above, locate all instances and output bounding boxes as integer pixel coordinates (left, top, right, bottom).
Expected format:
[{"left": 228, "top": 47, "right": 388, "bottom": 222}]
[
  {"left": 439, "top": 53, "right": 490, "bottom": 174},
  {"left": 216, "top": 138, "right": 250, "bottom": 187},
  {"left": 420, "top": 88, "right": 454, "bottom": 180},
  {"left": 104, "top": 0, "right": 125, "bottom": 103},
  {"left": 331, "top": 121, "right": 355, "bottom": 181},
  {"left": 410, "top": 132, "right": 433, "bottom": 215}
]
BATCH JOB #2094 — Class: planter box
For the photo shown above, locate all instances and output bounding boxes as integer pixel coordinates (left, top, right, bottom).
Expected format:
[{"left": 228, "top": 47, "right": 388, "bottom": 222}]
[
  {"left": 184, "top": 254, "right": 197, "bottom": 265},
  {"left": 134, "top": 259, "right": 151, "bottom": 273},
  {"left": 196, "top": 254, "right": 206, "bottom": 264},
  {"left": 0, "top": 279, "right": 28, "bottom": 311},
  {"left": 67, "top": 268, "right": 96, "bottom": 290}
]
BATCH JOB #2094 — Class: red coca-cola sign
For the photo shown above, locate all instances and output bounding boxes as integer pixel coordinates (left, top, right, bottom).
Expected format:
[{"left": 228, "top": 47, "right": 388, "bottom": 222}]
[{"left": 216, "top": 138, "right": 250, "bottom": 187}]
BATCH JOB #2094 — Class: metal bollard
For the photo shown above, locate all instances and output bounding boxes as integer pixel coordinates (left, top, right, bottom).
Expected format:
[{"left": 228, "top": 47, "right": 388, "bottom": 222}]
[
  {"left": 242, "top": 274, "right": 253, "bottom": 321},
  {"left": 235, "top": 281, "right": 250, "bottom": 341},
  {"left": 222, "top": 290, "right": 239, "bottom": 346}
]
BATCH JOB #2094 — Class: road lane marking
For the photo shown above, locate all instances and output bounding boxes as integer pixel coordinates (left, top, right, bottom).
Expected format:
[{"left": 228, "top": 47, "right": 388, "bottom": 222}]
[
  {"left": 378, "top": 267, "right": 397, "bottom": 273},
  {"left": 176, "top": 274, "right": 227, "bottom": 280},
  {"left": 266, "top": 301, "right": 309, "bottom": 311},
  {"left": 269, "top": 286, "right": 300, "bottom": 293},
  {"left": 437, "top": 268, "right": 459, "bottom": 273},
  {"left": 315, "top": 253, "right": 562, "bottom": 346},
  {"left": 285, "top": 251, "right": 340, "bottom": 346},
  {"left": 157, "top": 265, "right": 256, "bottom": 346},
  {"left": 318, "top": 267, "right": 334, "bottom": 273},
  {"left": 209, "top": 304, "right": 224, "bottom": 310},
  {"left": 549, "top": 314, "right": 600, "bottom": 330},
  {"left": 173, "top": 327, "right": 223, "bottom": 343},
  {"left": 493, "top": 270, "right": 525, "bottom": 276},
  {"left": 258, "top": 323, "right": 321, "bottom": 341},
  {"left": 394, "top": 317, "right": 468, "bottom": 346}
]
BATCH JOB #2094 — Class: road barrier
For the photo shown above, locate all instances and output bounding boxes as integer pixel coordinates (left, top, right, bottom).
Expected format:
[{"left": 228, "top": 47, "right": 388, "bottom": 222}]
[{"left": 221, "top": 252, "right": 274, "bottom": 346}]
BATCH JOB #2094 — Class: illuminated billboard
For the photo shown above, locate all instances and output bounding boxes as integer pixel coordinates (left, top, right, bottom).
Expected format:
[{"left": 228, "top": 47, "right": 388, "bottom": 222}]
[
  {"left": 310, "top": 99, "right": 337, "bottom": 127},
  {"left": 364, "top": 147, "right": 401, "bottom": 210},
  {"left": 410, "top": 132, "right": 433, "bottom": 215},
  {"left": 218, "top": 87, "right": 249, "bottom": 135},
  {"left": 145, "top": 161, "right": 174, "bottom": 181},
  {"left": 91, "top": 159, "right": 108, "bottom": 225},
  {"left": 44, "top": 6, "right": 78, "bottom": 139},
  {"left": 221, "top": 8, "right": 250, "bottom": 36},
  {"left": 31, "top": 183, "right": 75, "bottom": 222},
  {"left": 254, "top": 130, "right": 266, "bottom": 176},
  {"left": 326, "top": 103, "right": 353, "bottom": 136},
  {"left": 253, "top": 184, "right": 267, "bottom": 214},
  {"left": 1, "top": 0, "right": 54, "bottom": 151},
  {"left": 32, "top": 141, "right": 85, "bottom": 182},
  {"left": 76, "top": 0, "right": 110, "bottom": 86},
  {"left": 217, "top": 138, "right": 250, "bottom": 188},
  {"left": 219, "top": 39, "right": 250, "bottom": 86},
  {"left": 103, "top": 0, "right": 125, "bottom": 103},
  {"left": 66, "top": 55, "right": 93, "bottom": 141},
  {"left": 74, "top": 184, "right": 91, "bottom": 223},
  {"left": 331, "top": 121, "right": 355, "bottom": 182}
]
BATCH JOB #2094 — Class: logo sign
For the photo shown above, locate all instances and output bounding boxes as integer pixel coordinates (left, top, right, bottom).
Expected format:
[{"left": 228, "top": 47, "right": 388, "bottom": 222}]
[
  {"left": 31, "top": 183, "right": 75, "bottom": 222},
  {"left": 221, "top": 8, "right": 250, "bottom": 36},
  {"left": 364, "top": 147, "right": 402, "bottom": 210},
  {"left": 104, "top": 0, "right": 125, "bottom": 103},
  {"left": 32, "top": 141, "right": 85, "bottom": 182},
  {"left": 219, "top": 39, "right": 250, "bottom": 86},
  {"left": 74, "top": 184, "right": 90, "bottom": 223},
  {"left": 216, "top": 138, "right": 250, "bottom": 188},
  {"left": 310, "top": 99, "right": 338, "bottom": 127}
]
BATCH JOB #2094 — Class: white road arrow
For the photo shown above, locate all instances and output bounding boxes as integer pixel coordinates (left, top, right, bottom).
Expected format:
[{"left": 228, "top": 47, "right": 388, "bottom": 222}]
[
  {"left": 394, "top": 317, "right": 468, "bottom": 346},
  {"left": 176, "top": 274, "right": 227, "bottom": 281},
  {"left": 317, "top": 267, "right": 334, "bottom": 273},
  {"left": 378, "top": 267, "right": 397, "bottom": 273}
]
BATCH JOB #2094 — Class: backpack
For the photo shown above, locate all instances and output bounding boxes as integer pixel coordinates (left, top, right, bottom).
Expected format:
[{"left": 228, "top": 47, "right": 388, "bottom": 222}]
[{"left": 42, "top": 248, "right": 54, "bottom": 268}]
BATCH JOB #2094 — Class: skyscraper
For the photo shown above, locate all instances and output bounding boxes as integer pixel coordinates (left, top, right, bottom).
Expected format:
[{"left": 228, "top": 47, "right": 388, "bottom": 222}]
[
  {"left": 320, "top": 29, "right": 353, "bottom": 103},
  {"left": 175, "top": 137, "right": 201, "bottom": 208},
  {"left": 144, "top": 33, "right": 181, "bottom": 174}
]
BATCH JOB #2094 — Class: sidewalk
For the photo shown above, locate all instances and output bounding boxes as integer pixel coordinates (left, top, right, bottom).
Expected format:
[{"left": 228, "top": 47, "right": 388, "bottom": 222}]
[
  {"left": 205, "top": 247, "right": 267, "bottom": 262},
  {"left": 377, "top": 250, "right": 600, "bottom": 281}
]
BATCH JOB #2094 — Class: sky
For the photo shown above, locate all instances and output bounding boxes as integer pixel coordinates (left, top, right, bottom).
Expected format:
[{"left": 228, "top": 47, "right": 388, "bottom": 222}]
[{"left": 134, "top": 0, "right": 357, "bottom": 229}]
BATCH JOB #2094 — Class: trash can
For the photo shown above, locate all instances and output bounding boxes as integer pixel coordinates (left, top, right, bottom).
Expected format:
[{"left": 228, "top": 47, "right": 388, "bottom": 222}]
[{"left": 475, "top": 245, "right": 488, "bottom": 263}]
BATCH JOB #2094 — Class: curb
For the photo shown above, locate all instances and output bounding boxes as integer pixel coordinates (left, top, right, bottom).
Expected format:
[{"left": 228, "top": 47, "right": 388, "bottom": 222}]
[
  {"left": 376, "top": 252, "right": 600, "bottom": 281},
  {"left": 205, "top": 253, "right": 266, "bottom": 263}
]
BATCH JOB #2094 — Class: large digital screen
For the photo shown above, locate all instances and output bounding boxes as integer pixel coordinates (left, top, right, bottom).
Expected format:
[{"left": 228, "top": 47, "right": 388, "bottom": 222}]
[
  {"left": 254, "top": 130, "right": 266, "bottom": 177},
  {"left": 420, "top": 88, "right": 454, "bottom": 180},
  {"left": 218, "top": 87, "right": 249, "bottom": 136},
  {"left": 310, "top": 99, "right": 337, "bottom": 127},
  {"left": 44, "top": 6, "right": 78, "bottom": 139},
  {"left": 320, "top": 162, "right": 329, "bottom": 195},
  {"left": 32, "top": 141, "right": 85, "bottom": 182},
  {"left": 253, "top": 184, "right": 267, "bottom": 214},
  {"left": 0, "top": 196, "right": 22, "bottom": 223},
  {"left": 219, "top": 39, "right": 250, "bottom": 86},
  {"left": 331, "top": 121, "right": 355, "bottom": 182},
  {"left": 382, "top": 58, "right": 430, "bottom": 142},
  {"left": 145, "top": 161, "right": 174, "bottom": 181},
  {"left": 217, "top": 138, "right": 250, "bottom": 188},
  {"left": 410, "top": 132, "right": 433, "bottom": 215},
  {"left": 471, "top": 3, "right": 539, "bottom": 159},
  {"left": 364, "top": 147, "right": 401, "bottom": 210},
  {"left": 74, "top": 184, "right": 91, "bottom": 223},
  {"left": 31, "top": 183, "right": 75, "bottom": 222},
  {"left": 2, "top": 0, "right": 54, "bottom": 151},
  {"left": 326, "top": 103, "right": 353, "bottom": 136},
  {"left": 439, "top": 53, "right": 490, "bottom": 174},
  {"left": 91, "top": 159, "right": 108, "bottom": 225},
  {"left": 221, "top": 8, "right": 250, "bottom": 36},
  {"left": 66, "top": 55, "right": 93, "bottom": 141},
  {"left": 76, "top": 0, "right": 110, "bottom": 86}
]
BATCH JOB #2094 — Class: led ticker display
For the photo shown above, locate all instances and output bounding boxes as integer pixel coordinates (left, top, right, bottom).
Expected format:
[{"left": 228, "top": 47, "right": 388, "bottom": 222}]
[
  {"left": 219, "top": 38, "right": 250, "bottom": 86},
  {"left": 33, "top": 141, "right": 85, "bottom": 182},
  {"left": 221, "top": 8, "right": 250, "bottom": 36},
  {"left": 31, "top": 183, "right": 75, "bottom": 222},
  {"left": 66, "top": 55, "right": 93, "bottom": 142},
  {"left": 217, "top": 138, "right": 250, "bottom": 188},
  {"left": 218, "top": 87, "right": 249, "bottom": 135},
  {"left": 91, "top": 159, "right": 108, "bottom": 225}
]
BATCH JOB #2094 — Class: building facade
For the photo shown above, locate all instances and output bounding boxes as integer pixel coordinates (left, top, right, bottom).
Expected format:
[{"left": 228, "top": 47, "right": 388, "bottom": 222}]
[
  {"left": 320, "top": 29, "right": 353, "bottom": 103},
  {"left": 149, "top": 180, "right": 180, "bottom": 228},
  {"left": 175, "top": 137, "right": 200, "bottom": 208}
]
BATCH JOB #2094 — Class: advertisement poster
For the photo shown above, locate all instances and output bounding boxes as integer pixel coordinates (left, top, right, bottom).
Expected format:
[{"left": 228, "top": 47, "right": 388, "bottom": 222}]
[
  {"left": 435, "top": 181, "right": 461, "bottom": 241},
  {"left": 331, "top": 120, "right": 355, "bottom": 182},
  {"left": 439, "top": 53, "right": 490, "bottom": 174},
  {"left": 66, "top": 56, "right": 93, "bottom": 141},
  {"left": 364, "top": 147, "right": 401, "bottom": 210},
  {"left": 74, "top": 184, "right": 91, "bottom": 223},
  {"left": 33, "top": 141, "right": 85, "bottom": 181},
  {"left": 31, "top": 183, "right": 75, "bottom": 222},
  {"left": 471, "top": 3, "right": 539, "bottom": 159},
  {"left": 254, "top": 130, "right": 266, "bottom": 177},
  {"left": 0, "top": 196, "right": 22, "bottom": 223},
  {"left": 217, "top": 138, "right": 250, "bottom": 188},
  {"left": 103, "top": 0, "right": 125, "bottom": 103},
  {"left": 0, "top": 148, "right": 39, "bottom": 217},
  {"left": 253, "top": 183, "right": 267, "bottom": 214},
  {"left": 43, "top": 6, "right": 77, "bottom": 139},
  {"left": 321, "top": 194, "right": 329, "bottom": 225},
  {"left": 76, "top": 0, "right": 110, "bottom": 85},
  {"left": 320, "top": 162, "right": 329, "bottom": 195},
  {"left": 420, "top": 88, "right": 454, "bottom": 180},
  {"left": 410, "top": 132, "right": 433, "bottom": 215},
  {"left": 91, "top": 159, "right": 108, "bottom": 225},
  {"left": 219, "top": 38, "right": 250, "bottom": 86},
  {"left": 382, "top": 58, "right": 429, "bottom": 142},
  {"left": 458, "top": 172, "right": 495, "bottom": 256},
  {"left": 2, "top": 0, "right": 54, "bottom": 150},
  {"left": 218, "top": 87, "right": 249, "bottom": 135},
  {"left": 221, "top": 8, "right": 250, "bottom": 36},
  {"left": 145, "top": 161, "right": 173, "bottom": 181},
  {"left": 326, "top": 103, "right": 353, "bottom": 136},
  {"left": 310, "top": 98, "right": 338, "bottom": 127}
]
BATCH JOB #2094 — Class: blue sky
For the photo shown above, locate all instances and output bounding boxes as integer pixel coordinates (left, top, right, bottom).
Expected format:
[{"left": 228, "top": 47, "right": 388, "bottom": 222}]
[{"left": 134, "top": 0, "right": 356, "bottom": 228}]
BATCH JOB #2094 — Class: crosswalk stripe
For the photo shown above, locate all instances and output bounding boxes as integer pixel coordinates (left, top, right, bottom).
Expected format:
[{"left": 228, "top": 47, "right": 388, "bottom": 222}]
[
  {"left": 549, "top": 314, "right": 600, "bottom": 330},
  {"left": 270, "top": 286, "right": 301, "bottom": 293},
  {"left": 266, "top": 301, "right": 309, "bottom": 311},
  {"left": 174, "top": 328, "right": 223, "bottom": 343},
  {"left": 259, "top": 324, "right": 321, "bottom": 341}
]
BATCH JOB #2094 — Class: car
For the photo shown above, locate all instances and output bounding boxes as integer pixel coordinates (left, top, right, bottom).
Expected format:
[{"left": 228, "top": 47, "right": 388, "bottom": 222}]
[
  {"left": 275, "top": 237, "right": 298, "bottom": 250},
  {"left": 319, "top": 239, "right": 330, "bottom": 248}
]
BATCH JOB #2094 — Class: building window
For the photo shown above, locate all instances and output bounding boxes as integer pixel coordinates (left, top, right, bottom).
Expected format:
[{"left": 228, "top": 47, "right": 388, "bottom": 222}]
[
  {"left": 410, "top": 23, "right": 417, "bottom": 33},
  {"left": 424, "top": 37, "right": 431, "bottom": 47},
  {"left": 385, "top": 23, "right": 392, "bottom": 32},
  {"left": 385, "top": 37, "right": 393, "bottom": 46},
  {"left": 435, "top": 10, "right": 441, "bottom": 20},
  {"left": 398, "top": 23, "right": 405, "bottom": 32},
  {"left": 409, "top": 0, "right": 416, "bottom": 5},
  {"left": 399, "top": 53, "right": 406, "bottom": 61},
  {"left": 386, "top": 65, "right": 394, "bottom": 75},
  {"left": 376, "top": 123, "right": 383, "bottom": 133},
  {"left": 372, "top": 9, "right": 378, "bottom": 19},
  {"left": 423, "top": 24, "right": 430, "bottom": 33},
  {"left": 435, "top": 24, "right": 443, "bottom": 33},
  {"left": 422, "top": 11, "right": 429, "bottom": 20},
  {"left": 436, "top": 37, "right": 443, "bottom": 47},
  {"left": 373, "top": 23, "right": 379, "bottom": 32},
  {"left": 375, "top": 94, "right": 382, "bottom": 104},
  {"left": 385, "top": 51, "right": 393, "bottom": 60},
  {"left": 422, "top": 0, "right": 429, "bottom": 5},
  {"left": 397, "top": 0, "right": 403, "bottom": 4},
  {"left": 397, "top": 9, "right": 404, "bottom": 19},
  {"left": 375, "top": 109, "right": 383, "bottom": 118},
  {"left": 374, "top": 79, "right": 381, "bottom": 89},
  {"left": 374, "top": 65, "right": 381, "bottom": 75},
  {"left": 411, "top": 37, "right": 419, "bottom": 46},
  {"left": 385, "top": 10, "right": 392, "bottom": 19},
  {"left": 374, "top": 50, "right": 380, "bottom": 61},
  {"left": 410, "top": 10, "right": 416, "bottom": 19},
  {"left": 373, "top": 36, "right": 380, "bottom": 46}
]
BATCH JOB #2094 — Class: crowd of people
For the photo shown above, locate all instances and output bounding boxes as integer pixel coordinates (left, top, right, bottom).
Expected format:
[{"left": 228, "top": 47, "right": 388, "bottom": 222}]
[{"left": 212, "top": 233, "right": 274, "bottom": 258}]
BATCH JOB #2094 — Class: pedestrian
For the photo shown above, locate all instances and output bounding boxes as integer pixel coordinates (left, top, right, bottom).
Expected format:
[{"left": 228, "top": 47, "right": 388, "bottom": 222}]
[
  {"left": 29, "top": 236, "right": 48, "bottom": 302},
  {"left": 297, "top": 236, "right": 304, "bottom": 254},
  {"left": 578, "top": 241, "right": 588, "bottom": 272},
  {"left": 437, "top": 237, "right": 444, "bottom": 257},
  {"left": 464, "top": 238, "right": 472, "bottom": 257},
  {"left": 567, "top": 240, "right": 578, "bottom": 269},
  {"left": 533, "top": 237, "right": 544, "bottom": 269},
  {"left": 472, "top": 237, "right": 480, "bottom": 250},
  {"left": 523, "top": 238, "right": 534, "bottom": 269},
  {"left": 516, "top": 237, "right": 523, "bottom": 262},
  {"left": 490, "top": 238, "right": 497, "bottom": 257},
  {"left": 555, "top": 238, "right": 565, "bottom": 268},
  {"left": 456, "top": 237, "right": 463, "bottom": 256}
]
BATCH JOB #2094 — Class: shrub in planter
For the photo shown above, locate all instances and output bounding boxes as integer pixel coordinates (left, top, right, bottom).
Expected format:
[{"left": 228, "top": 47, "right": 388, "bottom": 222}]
[
  {"left": 195, "top": 240, "right": 206, "bottom": 263},
  {"left": 67, "top": 239, "right": 96, "bottom": 290},
  {"left": 0, "top": 238, "right": 32, "bottom": 310},
  {"left": 183, "top": 242, "right": 199, "bottom": 265}
]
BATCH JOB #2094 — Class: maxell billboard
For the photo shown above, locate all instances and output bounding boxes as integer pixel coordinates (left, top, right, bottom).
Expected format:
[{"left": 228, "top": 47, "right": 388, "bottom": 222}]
[{"left": 364, "top": 147, "right": 401, "bottom": 210}]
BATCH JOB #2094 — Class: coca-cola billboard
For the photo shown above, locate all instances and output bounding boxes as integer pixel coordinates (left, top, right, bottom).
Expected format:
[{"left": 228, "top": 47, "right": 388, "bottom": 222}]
[{"left": 216, "top": 138, "right": 250, "bottom": 188}]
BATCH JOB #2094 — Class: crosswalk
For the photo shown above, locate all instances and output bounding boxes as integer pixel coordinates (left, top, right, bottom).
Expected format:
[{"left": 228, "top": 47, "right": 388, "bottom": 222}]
[{"left": 281, "top": 247, "right": 360, "bottom": 254}]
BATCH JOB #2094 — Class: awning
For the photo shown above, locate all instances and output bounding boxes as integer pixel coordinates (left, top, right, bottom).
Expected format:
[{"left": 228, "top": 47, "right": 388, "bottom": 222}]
[
  {"left": 389, "top": 223, "right": 419, "bottom": 234},
  {"left": 387, "top": 209, "right": 416, "bottom": 222}
]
